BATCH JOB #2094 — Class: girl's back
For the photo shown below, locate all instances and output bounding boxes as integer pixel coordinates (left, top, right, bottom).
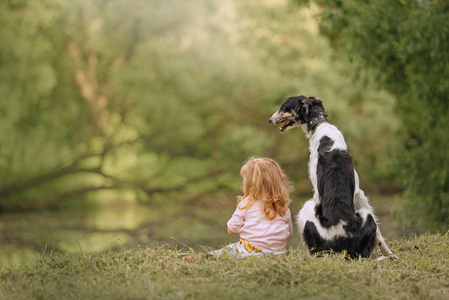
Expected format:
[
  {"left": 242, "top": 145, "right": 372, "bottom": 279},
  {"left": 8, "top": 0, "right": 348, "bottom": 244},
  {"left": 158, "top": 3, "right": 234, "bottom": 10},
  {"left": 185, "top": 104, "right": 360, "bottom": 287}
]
[{"left": 228, "top": 198, "right": 292, "bottom": 252}]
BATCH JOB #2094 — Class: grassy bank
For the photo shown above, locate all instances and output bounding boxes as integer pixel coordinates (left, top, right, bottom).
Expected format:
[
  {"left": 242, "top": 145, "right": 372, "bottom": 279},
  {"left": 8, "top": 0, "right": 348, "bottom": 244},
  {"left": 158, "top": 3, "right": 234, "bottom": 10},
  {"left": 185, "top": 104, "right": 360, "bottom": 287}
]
[{"left": 1, "top": 234, "right": 448, "bottom": 300}]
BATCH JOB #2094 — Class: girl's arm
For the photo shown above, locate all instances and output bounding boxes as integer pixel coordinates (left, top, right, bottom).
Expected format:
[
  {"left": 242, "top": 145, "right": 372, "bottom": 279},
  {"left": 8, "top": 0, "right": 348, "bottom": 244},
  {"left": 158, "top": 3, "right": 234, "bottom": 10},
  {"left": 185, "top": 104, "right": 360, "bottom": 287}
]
[
  {"left": 227, "top": 202, "right": 246, "bottom": 235},
  {"left": 287, "top": 208, "right": 293, "bottom": 237},
  {"left": 227, "top": 227, "right": 238, "bottom": 236}
]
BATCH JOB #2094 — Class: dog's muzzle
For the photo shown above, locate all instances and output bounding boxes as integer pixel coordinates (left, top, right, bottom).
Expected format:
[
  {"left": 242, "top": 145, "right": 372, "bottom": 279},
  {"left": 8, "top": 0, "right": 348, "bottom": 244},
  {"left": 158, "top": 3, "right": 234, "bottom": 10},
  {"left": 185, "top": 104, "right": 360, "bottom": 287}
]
[{"left": 268, "top": 111, "right": 280, "bottom": 124}]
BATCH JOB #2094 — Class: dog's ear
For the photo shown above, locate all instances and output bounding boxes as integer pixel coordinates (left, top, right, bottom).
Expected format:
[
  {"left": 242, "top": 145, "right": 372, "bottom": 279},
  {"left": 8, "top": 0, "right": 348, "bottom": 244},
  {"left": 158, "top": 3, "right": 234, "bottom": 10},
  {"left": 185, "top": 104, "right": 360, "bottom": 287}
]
[
  {"left": 309, "top": 96, "right": 322, "bottom": 106},
  {"left": 293, "top": 95, "right": 311, "bottom": 123},
  {"left": 309, "top": 96, "right": 327, "bottom": 117}
]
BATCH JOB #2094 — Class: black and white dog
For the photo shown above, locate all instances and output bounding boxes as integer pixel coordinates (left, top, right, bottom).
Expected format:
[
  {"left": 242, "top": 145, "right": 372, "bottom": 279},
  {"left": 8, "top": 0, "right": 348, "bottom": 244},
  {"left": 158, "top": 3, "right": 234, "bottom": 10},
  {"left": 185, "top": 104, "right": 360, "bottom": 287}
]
[{"left": 269, "top": 95, "right": 395, "bottom": 258}]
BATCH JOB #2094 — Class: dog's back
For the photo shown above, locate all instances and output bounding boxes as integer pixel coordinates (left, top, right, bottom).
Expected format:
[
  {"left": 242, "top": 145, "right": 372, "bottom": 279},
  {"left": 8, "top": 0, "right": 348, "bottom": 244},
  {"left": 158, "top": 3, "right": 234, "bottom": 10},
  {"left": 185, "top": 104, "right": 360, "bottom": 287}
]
[
  {"left": 316, "top": 135, "right": 357, "bottom": 230},
  {"left": 304, "top": 125, "right": 378, "bottom": 258}
]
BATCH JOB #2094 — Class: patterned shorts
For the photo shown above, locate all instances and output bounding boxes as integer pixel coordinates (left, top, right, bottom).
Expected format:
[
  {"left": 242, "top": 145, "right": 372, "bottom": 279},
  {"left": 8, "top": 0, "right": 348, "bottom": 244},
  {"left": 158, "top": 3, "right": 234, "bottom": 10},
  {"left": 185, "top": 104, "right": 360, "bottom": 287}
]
[{"left": 209, "top": 238, "right": 285, "bottom": 259}]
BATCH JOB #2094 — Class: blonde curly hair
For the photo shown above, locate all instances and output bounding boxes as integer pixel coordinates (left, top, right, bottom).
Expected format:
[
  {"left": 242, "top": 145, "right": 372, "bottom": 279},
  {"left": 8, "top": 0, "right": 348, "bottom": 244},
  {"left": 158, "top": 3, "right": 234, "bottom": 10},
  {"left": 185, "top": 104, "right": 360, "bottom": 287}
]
[{"left": 237, "top": 157, "right": 293, "bottom": 220}]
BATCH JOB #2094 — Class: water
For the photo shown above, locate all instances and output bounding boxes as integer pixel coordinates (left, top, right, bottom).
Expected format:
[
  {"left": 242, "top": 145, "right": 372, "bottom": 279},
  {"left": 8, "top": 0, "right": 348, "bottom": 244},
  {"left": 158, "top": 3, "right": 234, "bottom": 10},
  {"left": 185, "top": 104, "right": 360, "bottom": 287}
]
[
  {"left": 0, "top": 195, "right": 421, "bottom": 269},
  {"left": 0, "top": 200, "right": 236, "bottom": 269},
  {"left": 0, "top": 204, "right": 146, "bottom": 268}
]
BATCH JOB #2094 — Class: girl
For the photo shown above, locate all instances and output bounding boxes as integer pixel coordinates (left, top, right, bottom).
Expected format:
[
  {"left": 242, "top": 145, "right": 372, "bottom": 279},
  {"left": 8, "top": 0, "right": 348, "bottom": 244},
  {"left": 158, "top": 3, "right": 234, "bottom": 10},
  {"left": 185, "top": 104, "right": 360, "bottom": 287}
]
[{"left": 212, "top": 157, "right": 293, "bottom": 258}]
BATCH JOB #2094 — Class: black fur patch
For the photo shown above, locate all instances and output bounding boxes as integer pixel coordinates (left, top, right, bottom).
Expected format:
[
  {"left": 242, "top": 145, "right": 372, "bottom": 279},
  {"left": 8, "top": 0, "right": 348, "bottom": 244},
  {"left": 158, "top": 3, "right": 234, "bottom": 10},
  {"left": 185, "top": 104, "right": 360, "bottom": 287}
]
[{"left": 303, "top": 215, "right": 377, "bottom": 258}]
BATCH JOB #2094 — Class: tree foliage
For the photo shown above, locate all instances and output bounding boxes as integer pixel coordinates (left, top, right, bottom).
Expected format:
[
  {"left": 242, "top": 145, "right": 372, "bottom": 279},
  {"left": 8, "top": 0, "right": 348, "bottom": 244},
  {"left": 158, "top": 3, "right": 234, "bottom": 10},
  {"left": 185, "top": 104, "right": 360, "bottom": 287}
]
[
  {"left": 0, "top": 0, "right": 398, "bottom": 212},
  {"left": 299, "top": 0, "right": 449, "bottom": 230}
]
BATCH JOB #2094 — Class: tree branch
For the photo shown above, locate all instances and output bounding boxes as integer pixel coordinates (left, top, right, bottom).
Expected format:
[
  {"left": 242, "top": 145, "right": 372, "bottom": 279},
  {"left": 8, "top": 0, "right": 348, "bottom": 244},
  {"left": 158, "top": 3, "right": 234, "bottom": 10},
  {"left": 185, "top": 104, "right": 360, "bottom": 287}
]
[{"left": 0, "top": 153, "right": 104, "bottom": 199}]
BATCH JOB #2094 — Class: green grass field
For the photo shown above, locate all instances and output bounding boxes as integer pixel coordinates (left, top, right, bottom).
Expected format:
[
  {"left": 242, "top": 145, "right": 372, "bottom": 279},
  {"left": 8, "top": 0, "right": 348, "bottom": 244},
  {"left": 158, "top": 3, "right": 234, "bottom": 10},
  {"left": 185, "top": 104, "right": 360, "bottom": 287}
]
[{"left": 1, "top": 234, "right": 448, "bottom": 300}]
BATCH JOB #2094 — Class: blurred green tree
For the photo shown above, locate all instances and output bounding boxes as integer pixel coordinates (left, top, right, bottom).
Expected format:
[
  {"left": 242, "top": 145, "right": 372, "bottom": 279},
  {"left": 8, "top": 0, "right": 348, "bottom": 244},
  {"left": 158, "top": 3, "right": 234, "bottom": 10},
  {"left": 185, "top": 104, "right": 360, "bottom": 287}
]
[
  {"left": 0, "top": 0, "right": 398, "bottom": 212},
  {"left": 297, "top": 0, "right": 449, "bottom": 231}
]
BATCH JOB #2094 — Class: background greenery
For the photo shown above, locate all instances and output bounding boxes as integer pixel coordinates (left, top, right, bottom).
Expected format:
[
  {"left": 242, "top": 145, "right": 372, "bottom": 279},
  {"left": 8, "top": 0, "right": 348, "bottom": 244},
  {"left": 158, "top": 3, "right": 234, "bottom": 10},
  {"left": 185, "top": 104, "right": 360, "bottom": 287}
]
[{"left": 0, "top": 0, "right": 446, "bottom": 237}]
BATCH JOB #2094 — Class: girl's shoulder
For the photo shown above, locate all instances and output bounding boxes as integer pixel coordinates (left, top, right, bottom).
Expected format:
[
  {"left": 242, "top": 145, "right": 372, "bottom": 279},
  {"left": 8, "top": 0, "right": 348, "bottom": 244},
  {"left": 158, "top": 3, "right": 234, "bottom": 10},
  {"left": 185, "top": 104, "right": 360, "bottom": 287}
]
[
  {"left": 237, "top": 197, "right": 258, "bottom": 210},
  {"left": 284, "top": 207, "right": 292, "bottom": 219}
]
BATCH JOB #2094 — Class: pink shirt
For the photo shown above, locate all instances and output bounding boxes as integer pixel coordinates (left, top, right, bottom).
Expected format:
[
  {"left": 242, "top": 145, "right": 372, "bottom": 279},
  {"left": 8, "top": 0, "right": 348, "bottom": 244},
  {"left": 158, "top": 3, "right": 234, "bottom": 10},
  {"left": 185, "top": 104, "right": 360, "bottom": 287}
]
[{"left": 227, "top": 198, "right": 292, "bottom": 252}]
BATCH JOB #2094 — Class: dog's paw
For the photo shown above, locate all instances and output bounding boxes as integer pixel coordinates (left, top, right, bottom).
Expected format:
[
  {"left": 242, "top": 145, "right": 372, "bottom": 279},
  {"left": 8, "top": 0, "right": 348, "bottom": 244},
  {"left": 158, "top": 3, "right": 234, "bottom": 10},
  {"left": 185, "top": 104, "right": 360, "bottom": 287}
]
[{"left": 375, "top": 254, "right": 399, "bottom": 261}]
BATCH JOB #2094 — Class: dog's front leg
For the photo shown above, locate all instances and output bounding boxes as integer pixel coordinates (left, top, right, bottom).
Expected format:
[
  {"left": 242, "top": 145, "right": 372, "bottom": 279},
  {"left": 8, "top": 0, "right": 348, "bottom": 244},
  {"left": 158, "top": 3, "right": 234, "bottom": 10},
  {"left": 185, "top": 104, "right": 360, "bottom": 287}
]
[
  {"left": 375, "top": 229, "right": 399, "bottom": 260},
  {"left": 356, "top": 192, "right": 397, "bottom": 257},
  {"left": 376, "top": 228, "right": 394, "bottom": 255},
  {"left": 353, "top": 171, "right": 397, "bottom": 258},
  {"left": 353, "top": 171, "right": 374, "bottom": 211}
]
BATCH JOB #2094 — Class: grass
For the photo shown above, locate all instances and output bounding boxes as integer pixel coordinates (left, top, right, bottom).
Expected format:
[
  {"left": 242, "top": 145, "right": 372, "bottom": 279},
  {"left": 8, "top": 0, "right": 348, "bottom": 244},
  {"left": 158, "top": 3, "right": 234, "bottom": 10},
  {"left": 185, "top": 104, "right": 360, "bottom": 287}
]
[{"left": 1, "top": 234, "right": 448, "bottom": 300}]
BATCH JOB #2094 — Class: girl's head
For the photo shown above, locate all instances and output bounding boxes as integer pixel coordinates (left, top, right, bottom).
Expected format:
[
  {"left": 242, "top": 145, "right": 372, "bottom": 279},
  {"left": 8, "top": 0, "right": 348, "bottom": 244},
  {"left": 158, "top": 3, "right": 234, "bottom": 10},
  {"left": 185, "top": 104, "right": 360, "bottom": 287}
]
[{"left": 238, "top": 157, "right": 293, "bottom": 220}]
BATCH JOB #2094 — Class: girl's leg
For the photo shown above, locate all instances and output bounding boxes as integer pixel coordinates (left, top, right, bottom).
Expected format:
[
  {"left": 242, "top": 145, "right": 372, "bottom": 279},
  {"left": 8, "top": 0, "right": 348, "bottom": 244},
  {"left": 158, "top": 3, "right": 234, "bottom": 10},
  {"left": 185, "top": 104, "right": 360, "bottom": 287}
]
[{"left": 208, "top": 243, "right": 237, "bottom": 256}]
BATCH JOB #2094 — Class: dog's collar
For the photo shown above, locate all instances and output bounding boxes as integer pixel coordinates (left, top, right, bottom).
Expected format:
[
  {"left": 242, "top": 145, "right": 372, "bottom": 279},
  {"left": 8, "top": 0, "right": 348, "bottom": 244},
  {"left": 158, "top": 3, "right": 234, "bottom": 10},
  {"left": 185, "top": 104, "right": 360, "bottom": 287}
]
[{"left": 307, "top": 114, "right": 328, "bottom": 132}]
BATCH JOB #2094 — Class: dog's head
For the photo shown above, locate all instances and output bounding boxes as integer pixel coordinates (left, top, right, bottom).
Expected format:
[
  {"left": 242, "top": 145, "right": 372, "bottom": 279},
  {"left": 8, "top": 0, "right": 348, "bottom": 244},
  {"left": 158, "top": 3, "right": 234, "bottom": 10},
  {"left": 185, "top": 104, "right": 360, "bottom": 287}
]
[{"left": 269, "top": 95, "right": 327, "bottom": 133}]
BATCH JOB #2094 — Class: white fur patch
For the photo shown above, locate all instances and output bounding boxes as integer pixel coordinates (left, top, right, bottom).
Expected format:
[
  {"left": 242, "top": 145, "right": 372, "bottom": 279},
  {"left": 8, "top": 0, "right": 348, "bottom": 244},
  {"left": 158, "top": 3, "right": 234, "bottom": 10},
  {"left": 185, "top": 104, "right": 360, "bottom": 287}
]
[
  {"left": 296, "top": 200, "right": 348, "bottom": 243},
  {"left": 269, "top": 110, "right": 281, "bottom": 123}
]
